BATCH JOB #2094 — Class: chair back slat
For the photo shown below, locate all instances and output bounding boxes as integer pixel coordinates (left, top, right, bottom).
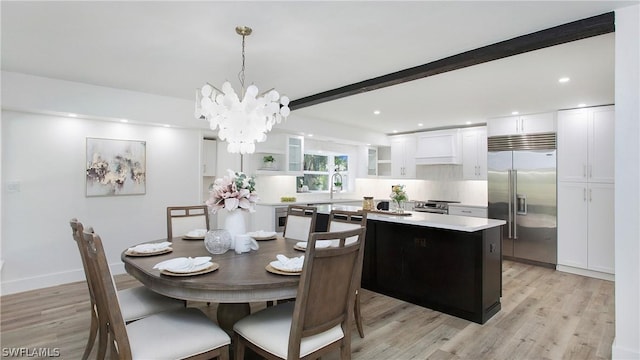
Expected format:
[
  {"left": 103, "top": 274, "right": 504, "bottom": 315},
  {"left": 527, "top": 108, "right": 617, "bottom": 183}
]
[
  {"left": 289, "top": 227, "right": 366, "bottom": 353},
  {"left": 82, "top": 229, "right": 133, "bottom": 358},
  {"left": 283, "top": 205, "right": 317, "bottom": 241},
  {"left": 167, "top": 205, "right": 210, "bottom": 239},
  {"left": 328, "top": 209, "right": 367, "bottom": 245}
]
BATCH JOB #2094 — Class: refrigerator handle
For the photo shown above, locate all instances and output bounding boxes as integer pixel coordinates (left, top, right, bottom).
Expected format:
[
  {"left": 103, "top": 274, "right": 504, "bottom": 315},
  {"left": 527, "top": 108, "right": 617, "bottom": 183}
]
[
  {"left": 513, "top": 170, "right": 518, "bottom": 240},
  {"left": 507, "top": 169, "right": 513, "bottom": 239}
]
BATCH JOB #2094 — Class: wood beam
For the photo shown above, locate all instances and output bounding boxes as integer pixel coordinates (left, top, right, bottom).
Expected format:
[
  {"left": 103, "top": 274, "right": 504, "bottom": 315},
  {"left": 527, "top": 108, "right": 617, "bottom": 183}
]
[{"left": 289, "top": 12, "right": 614, "bottom": 111}]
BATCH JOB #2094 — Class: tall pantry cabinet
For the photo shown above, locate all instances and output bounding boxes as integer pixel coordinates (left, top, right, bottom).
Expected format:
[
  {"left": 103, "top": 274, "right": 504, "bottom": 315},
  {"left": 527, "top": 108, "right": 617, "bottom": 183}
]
[{"left": 557, "top": 105, "right": 615, "bottom": 279}]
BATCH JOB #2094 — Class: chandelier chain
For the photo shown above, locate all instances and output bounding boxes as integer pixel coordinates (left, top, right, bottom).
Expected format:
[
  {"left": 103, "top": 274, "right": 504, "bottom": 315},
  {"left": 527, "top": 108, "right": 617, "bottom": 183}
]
[{"left": 238, "top": 33, "right": 246, "bottom": 96}]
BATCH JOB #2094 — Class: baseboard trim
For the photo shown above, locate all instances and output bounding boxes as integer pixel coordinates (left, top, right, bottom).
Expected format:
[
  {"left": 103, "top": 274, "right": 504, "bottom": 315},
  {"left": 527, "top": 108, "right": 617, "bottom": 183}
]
[
  {"left": 556, "top": 265, "right": 615, "bottom": 281},
  {"left": 0, "top": 262, "right": 126, "bottom": 296},
  {"left": 612, "top": 337, "right": 640, "bottom": 359}
]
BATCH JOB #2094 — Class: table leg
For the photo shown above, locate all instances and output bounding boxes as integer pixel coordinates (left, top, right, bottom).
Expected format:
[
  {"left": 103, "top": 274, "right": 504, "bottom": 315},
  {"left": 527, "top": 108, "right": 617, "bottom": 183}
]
[{"left": 217, "top": 303, "right": 251, "bottom": 334}]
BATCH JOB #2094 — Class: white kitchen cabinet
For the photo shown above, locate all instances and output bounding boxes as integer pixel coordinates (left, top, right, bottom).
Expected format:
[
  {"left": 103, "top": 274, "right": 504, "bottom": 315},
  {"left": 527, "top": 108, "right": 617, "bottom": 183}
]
[
  {"left": 461, "top": 127, "right": 487, "bottom": 180},
  {"left": 202, "top": 139, "right": 217, "bottom": 176},
  {"left": 558, "top": 106, "right": 614, "bottom": 183},
  {"left": 377, "top": 146, "right": 391, "bottom": 177},
  {"left": 390, "top": 135, "right": 416, "bottom": 178},
  {"left": 414, "top": 129, "right": 461, "bottom": 165},
  {"left": 286, "top": 135, "right": 304, "bottom": 174},
  {"left": 487, "top": 112, "right": 556, "bottom": 136},
  {"left": 367, "top": 147, "right": 378, "bottom": 176},
  {"left": 448, "top": 205, "right": 487, "bottom": 218},
  {"left": 356, "top": 145, "right": 378, "bottom": 178},
  {"left": 558, "top": 182, "right": 614, "bottom": 274}
]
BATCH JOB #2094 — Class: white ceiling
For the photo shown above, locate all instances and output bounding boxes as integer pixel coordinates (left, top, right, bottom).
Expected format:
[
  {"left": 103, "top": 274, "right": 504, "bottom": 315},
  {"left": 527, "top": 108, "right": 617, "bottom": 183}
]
[{"left": 1, "top": 1, "right": 633, "bottom": 135}]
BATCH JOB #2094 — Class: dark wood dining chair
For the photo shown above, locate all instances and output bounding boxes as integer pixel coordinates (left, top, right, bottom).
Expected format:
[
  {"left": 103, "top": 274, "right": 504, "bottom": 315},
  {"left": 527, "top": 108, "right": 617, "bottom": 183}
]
[
  {"left": 282, "top": 205, "right": 317, "bottom": 241},
  {"left": 328, "top": 209, "right": 368, "bottom": 339},
  {"left": 81, "top": 227, "right": 230, "bottom": 360},
  {"left": 233, "top": 226, "right": 366, "bottom": 360},
  {"left": 166, "top": 205, "right": 210, "bottom": 239},
  {"left": 69, "top": 219, "right": 184, "bottom": 360}
]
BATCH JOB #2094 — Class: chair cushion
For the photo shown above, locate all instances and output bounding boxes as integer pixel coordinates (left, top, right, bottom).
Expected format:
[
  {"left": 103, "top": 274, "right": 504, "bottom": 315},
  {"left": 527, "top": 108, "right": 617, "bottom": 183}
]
[
  {"left": 118, "top": 286, "right": 184, "bottom": 322},
  {"left": 284, "top": 216, "right": 313, "bottom": 241},
  {"left": 233, "top": 302, "right": 344, "bottom": 359},
  {"left": 127, "top": 307, "right": 230, "bottom": 359}
]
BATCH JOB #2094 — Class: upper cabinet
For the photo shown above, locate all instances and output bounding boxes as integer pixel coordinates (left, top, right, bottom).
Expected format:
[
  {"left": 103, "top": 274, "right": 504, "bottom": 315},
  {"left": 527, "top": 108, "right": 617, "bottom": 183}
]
[
  {"left": 414, "top": 129, "right": 462, "bottom": 165},
  {"left": 357, "top": 145, "right": 379, "bottom": 177},
  {"left": 286, "top": 135, "right": 304, "bottom": 174},
  {"left": 390, "top": 135, "right": 416, "bottom": 178},
  {"left": 461, "top": 127, "right": 487, "bottom": 180},
  {"left": 558, "top": 106, "right": 614, "bottom": 183},
  {"left": 202, "top": 139, "right": 217, "bottom": 176},
  {"left": 487, "top": 112, "right": 556, "bottom": 137}
]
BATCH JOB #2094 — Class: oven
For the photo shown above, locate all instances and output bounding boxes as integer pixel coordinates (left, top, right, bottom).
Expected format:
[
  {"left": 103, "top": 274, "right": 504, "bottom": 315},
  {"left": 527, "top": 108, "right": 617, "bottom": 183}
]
[
  {"left": 275, "top": 206, "right": 288, "bottom": 232},
  {"left": 413, "top": 200, "right": 460, "bottom": 214}
]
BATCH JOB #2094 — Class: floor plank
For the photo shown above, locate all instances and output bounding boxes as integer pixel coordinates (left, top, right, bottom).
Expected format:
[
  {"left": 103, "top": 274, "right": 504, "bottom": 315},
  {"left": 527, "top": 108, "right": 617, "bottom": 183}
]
[{"left": 0, "top": 261, "right": 614, "bottom": 359}]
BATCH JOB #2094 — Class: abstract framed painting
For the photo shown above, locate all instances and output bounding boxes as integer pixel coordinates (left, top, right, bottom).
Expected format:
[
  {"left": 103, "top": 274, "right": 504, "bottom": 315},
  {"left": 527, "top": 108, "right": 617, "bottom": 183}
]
[{"left": 86, "top": 138, "right": 146, "bottom": 197}]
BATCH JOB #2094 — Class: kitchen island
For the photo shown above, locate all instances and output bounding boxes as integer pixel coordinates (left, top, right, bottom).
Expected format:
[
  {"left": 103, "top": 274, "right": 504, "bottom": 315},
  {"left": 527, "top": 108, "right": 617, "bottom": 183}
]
[{"left": 315, "top": 204, "right": 506, "bottom": 324}]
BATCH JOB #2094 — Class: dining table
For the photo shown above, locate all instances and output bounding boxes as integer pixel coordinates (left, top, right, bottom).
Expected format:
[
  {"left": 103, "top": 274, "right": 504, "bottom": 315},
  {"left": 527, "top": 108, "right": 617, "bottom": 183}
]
[{"left": 121, "top": 235, "right": 304, "bottom": 332}]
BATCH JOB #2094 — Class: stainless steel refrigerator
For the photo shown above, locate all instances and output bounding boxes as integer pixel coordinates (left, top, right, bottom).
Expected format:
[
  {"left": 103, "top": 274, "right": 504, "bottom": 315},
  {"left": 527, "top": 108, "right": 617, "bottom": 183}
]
[{"left": 488, "top": 133, "right": 557, "bottom": 266}]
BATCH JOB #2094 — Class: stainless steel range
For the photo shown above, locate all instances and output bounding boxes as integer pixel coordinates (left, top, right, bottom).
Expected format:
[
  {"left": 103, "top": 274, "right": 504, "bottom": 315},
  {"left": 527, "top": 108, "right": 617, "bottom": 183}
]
[{"left": 413, "top": 200, "right": 460, "bottom": 214}]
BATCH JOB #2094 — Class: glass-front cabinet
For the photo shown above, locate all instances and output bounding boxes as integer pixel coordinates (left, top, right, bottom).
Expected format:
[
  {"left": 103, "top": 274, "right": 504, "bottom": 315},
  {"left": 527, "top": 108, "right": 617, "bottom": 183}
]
[
  {"left": 286, "top": 135, "right": 304, "bottom": 173},
  {"left": 367, "top": 148, "right": 378, "bottom": 176}
]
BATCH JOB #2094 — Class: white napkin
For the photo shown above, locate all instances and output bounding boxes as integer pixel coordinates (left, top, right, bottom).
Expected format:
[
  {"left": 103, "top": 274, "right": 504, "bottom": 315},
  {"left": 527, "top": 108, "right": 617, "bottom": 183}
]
[
  {"left": 295, "top": 240, "right": 333, "bottom": 249},
  {"left": 186, "top": 229, "right": 207, "bottom": 237},
  {"left": 127, "top": 241, "right": 172, "bottom": 253},
  {"left": 271, "top": 254, "right": 305, "bottom": 272},
  {"left": 153, "top": 256, "right": 212, "bottom": 273},
  {"left": 247, "top": 230, "right": 277, "bottom": 238}
]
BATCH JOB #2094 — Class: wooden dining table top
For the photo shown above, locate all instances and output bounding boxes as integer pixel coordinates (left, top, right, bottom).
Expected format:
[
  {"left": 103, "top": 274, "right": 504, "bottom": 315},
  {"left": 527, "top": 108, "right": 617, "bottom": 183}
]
[{"left": 121, "top": 236, "right": 304, "bottom": 303}]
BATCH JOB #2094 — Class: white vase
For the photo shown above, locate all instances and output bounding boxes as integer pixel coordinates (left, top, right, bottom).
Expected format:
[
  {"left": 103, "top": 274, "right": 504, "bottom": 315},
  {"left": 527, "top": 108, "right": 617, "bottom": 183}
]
[{"left": 224, "top": 210, "right": 247, "bottom": 248}]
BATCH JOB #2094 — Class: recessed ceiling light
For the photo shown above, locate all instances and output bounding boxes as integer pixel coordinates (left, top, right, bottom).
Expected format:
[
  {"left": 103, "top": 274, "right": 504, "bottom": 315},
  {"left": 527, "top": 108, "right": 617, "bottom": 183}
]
[
  {"left": 373, "top": 110, "right": 381, "bottom": 115},
  {"left": 578, "top": 103, "right": 586, "bottom": 107},
  {"left": 392, "top": 130, "right": 398, "bottom": 133},
  {"left": 163, "top": 124, "right": 171, "bottom": 128},
  {"left": 466, "top": 121, "right": 472, "bottom": 125},
  {"left": 417, "top": 123, "right": 423, "bottom": 127},
  {"left": 68, "top": 113, "right": 78, "bottom": 117},
  {"left": 512, "top": 111, "right": 519, "bottom": 115},
  {"left": 558, "top": 77, "right": 570, "bottom": 83},
  {"left": 120, "top": 119, "right": 129, "bottom": 123},
  {"left": 308, "top": 134, "right": 314, "bottom": 137}
]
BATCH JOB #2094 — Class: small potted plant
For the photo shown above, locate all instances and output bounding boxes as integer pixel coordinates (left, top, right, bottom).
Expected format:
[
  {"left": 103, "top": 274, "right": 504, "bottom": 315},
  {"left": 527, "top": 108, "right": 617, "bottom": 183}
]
[{"left": 262, "top": 155, "right": 275, "bottom": 169}]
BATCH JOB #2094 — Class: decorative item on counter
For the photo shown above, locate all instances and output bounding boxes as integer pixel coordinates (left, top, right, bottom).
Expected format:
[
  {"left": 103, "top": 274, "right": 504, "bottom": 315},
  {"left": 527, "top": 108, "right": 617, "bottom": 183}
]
[
  {"left": 280, "top": 196, "right": 297, "bottom": 202},
  {"left": 363, "top": 196, "right": 374, "bottom": 211},
  {"left": 390, "top": 184, "right": 408, "bottom": 214},
  {"left": 204, "top": 229, "right": 232, "bottom": 254}
]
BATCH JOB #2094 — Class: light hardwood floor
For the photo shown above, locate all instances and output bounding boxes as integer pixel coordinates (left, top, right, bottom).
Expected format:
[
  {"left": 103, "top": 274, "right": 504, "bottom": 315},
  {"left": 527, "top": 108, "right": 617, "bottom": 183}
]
[{"left": 0, "top": 260, "right": 614, "bottom": 359}]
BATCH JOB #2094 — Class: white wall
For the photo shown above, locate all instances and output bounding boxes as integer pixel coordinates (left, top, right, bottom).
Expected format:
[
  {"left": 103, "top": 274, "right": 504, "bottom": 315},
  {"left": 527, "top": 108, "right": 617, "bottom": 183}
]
[
  {"left": 0, "top": 75, "right": 206, "bottom": 294},
  {"left": 613, "top": 4, "right": 640, "bottom": 359}
]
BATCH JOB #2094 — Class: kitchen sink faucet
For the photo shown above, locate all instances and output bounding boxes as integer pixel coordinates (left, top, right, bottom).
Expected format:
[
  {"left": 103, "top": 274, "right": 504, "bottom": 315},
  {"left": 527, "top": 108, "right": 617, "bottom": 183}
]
[{"left": 330, "top": 173, "right": 343, "bottom": 200}]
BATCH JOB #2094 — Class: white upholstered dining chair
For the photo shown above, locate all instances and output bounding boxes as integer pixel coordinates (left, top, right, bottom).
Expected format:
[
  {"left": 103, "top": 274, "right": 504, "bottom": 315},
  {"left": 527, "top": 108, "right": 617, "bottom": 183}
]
[
  {"left": 282, "top": 205, "right": 317, "bottom": 241},
  {"left": 166, "top": 205, "right": 210, "bottom": 239},
  {"left": 69, "top": 219, "right": 185, "bottom": 360},
  {"left": 328, "top": 209, "right": 368, "bottom": 339},
  {"left": 81, "top": 227, "right": 230, "bottom": 359},
  {"left": 233, "top": 227, "right": 366, "bottom": 360}
]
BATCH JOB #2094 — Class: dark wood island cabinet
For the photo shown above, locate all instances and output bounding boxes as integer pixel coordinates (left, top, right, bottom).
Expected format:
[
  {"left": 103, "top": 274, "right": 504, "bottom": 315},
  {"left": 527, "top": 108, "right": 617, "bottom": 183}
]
[{"left": 316, "top": 205, "right": 505, "bottom": 324}]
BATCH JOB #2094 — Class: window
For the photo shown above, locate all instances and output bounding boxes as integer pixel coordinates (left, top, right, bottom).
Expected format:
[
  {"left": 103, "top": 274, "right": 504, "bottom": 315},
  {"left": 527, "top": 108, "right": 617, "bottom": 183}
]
[{"left": 297, "top": 153, "right": 348, "bottom": 193}]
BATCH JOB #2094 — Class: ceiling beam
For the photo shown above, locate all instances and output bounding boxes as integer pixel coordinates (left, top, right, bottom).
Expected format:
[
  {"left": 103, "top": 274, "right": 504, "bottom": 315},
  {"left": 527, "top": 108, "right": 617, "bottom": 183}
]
[{"left": 289, "top": 12, "right": 614, "bottom": 111}]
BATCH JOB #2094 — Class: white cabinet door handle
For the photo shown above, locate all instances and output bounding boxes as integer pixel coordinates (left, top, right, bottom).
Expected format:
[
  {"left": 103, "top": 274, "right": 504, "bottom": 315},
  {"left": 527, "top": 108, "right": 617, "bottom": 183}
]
[{"left": 583, "top": 188, "right": 587, "bottom": 201}]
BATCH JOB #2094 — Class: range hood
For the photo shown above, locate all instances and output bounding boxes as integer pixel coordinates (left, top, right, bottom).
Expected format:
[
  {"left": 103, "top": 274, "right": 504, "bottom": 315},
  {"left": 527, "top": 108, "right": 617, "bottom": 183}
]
[{"left": 414, "top": 129, "right": 462, "bottom": 165}]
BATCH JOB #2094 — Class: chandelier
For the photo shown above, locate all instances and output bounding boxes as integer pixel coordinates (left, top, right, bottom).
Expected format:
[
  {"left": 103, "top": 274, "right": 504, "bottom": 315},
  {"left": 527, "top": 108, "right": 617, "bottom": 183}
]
[{"left": 195, "top": 26, "right": 290, "bottom": 154}]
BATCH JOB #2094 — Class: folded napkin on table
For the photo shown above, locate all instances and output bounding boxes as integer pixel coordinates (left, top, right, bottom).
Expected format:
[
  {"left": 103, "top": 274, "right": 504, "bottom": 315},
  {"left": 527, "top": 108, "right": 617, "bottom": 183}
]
[
  {"left": 185, "top": 229, "right": 207, "bottom": 237},
  {"left": 127, "top": 241, "right": 172, "bottom": 253},
  {"left": 271, "top": 254, "right": 305, "bottom": 272},
  {"left": 153, "top": 256, "right": 212, "bottom": 272},
  {"left": 295, "top": 240, "right": 333, "bottom": 249}
]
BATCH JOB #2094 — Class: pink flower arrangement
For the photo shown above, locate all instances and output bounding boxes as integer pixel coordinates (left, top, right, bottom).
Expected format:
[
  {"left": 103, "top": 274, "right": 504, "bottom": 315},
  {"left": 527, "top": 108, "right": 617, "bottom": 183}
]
[{"left": 206, "top": 170, "right": 258, "bottom": 214}]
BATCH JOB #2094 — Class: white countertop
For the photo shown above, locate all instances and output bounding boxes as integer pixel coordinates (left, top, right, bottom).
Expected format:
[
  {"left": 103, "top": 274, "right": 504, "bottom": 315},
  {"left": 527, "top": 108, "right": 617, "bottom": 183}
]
[
  {"left": 256, "top": 198, "right": 362, "bottom": 207},
  {"left": 314, "top": 204, "right": 505, "bottom": 233}
]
